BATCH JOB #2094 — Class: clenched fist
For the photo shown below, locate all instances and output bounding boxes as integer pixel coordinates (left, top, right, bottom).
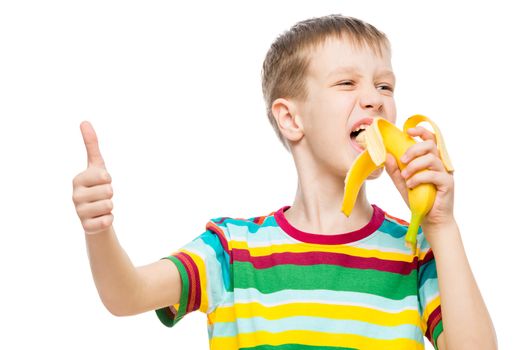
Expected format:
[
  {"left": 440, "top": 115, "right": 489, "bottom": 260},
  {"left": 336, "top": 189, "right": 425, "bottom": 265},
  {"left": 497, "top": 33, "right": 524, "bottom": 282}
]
[{"left": 72, "top": 121, "right": 114, "bottom": 235}]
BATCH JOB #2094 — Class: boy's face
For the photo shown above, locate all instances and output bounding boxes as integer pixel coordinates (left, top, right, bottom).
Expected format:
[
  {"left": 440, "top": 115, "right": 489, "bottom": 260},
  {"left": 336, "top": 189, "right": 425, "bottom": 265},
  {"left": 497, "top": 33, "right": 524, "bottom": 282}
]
[{"left": 293, "top": 35, "right": 396, "bottom": 179}]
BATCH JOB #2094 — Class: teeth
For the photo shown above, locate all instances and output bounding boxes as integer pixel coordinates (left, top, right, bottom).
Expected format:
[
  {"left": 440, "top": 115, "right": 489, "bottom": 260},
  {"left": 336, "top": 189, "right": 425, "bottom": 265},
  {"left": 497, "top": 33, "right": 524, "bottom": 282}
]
[{"left": 352, "top": 124, "right": 369, "bottom": 133}]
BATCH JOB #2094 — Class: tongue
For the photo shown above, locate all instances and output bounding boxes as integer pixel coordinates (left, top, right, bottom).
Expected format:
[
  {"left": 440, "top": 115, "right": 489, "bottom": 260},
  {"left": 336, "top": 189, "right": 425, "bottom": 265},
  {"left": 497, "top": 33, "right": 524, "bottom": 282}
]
[{"left": 355, "top": 131, "right": 367, "bottom": 149}]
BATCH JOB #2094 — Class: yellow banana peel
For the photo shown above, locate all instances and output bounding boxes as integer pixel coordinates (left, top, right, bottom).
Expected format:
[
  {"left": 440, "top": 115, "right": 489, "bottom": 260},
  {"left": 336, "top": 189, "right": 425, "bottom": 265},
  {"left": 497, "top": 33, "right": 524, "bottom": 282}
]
[{"left": 341, "top": 114, "right": 454, "bottom": 254}]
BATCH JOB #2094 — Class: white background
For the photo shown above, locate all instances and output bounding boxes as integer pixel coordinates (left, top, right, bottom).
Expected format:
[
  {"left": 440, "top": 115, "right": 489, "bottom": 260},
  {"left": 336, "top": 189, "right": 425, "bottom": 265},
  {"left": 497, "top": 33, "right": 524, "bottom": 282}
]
[{"left": 1, "top": 0, "right": 521, "bottom": 348}]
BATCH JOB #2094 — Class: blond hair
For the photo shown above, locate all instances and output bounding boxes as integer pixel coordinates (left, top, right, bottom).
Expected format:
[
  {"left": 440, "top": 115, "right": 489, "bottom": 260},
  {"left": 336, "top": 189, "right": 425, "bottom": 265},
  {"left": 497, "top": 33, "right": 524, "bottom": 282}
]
[{"left": 261, "top": 14, "right": 391, "bottom": 152}]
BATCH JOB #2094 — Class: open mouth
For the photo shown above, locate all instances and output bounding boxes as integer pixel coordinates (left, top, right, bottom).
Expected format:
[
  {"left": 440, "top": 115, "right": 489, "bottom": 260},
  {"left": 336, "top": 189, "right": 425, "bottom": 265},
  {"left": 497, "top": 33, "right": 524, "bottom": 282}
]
[{"left": 350, "top": 124, "right": 369, "bottom": 152}]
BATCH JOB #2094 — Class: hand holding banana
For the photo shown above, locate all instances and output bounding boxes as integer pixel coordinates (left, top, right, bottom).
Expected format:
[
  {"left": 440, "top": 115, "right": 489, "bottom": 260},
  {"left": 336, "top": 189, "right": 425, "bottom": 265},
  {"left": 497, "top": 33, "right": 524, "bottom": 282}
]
[
  {"left": 72, "top": 121, "right": 115, "bottom": 235},
  {"left": 341, "top": 115, "right": 455, "bottom": 253},
  {"left": 385, "top": 122, "right": 455, "bottom": 237}
]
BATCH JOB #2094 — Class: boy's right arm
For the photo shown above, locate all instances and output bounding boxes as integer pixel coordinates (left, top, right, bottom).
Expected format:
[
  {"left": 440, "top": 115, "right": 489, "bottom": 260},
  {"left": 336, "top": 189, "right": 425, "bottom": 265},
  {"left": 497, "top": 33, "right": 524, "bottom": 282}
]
[{"left": 73, "top": 121, "right": 181, "bottom": 317}]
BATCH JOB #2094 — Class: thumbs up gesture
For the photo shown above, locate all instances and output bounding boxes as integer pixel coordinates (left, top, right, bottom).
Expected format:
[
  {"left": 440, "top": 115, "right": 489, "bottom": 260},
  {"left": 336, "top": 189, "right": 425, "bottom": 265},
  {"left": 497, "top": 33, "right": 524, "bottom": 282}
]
[{"left": 72, "top": 121, "right": 114, "bottom": 235}]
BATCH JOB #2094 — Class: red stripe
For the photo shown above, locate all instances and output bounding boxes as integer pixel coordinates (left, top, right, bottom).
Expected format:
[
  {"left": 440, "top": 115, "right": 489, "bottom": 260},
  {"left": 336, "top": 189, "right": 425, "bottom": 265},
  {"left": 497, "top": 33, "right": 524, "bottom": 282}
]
[
  {"left": 217, "top": 217, "right": 230, "bottom": 224},
  {"left": 253, "top": 216, "right": 265, "bottom": 225},
  {"left": 419, "top": 248, "right": 435, "bottom": 265},
  {"left": 274, "top": 204, "right": 385, "bottom": 245},
  {"left": 384, "top": 212, "right": 410, "bottom": 226},
  {"left": 425, "top": 305, "right": 442, "bottom": 344},
  {"left": 232, "top": 248, "right": 417, "bottom": 275},
  {"left": 174, "top": 252, "right": 198, "bottom": 314},
  {"left": 179, "top": 251, "right": 202, "bottom": 312}
]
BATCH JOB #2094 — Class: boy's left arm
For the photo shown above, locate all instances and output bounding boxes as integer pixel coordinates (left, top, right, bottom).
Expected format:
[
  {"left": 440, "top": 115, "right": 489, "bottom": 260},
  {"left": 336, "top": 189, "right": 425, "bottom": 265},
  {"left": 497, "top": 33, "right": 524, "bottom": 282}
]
[
  {"left": 385, "top": 126, "right": 498, "bottom": 350},
  {"left": 423, "top": 219, "right": 498, "bottom": 350}
]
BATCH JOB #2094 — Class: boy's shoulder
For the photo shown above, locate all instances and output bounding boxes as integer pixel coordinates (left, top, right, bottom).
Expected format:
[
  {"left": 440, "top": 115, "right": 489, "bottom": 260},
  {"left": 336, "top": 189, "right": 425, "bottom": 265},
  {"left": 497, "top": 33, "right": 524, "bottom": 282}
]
[
  {"left": 209, "top": 206, "right": 281, "bottom": 226},
  {"left": 205, "top": 209, "right": 278, "bottom": 237},
  {"left": 381, "top": 210, "right": 411, "bottom": 227}
]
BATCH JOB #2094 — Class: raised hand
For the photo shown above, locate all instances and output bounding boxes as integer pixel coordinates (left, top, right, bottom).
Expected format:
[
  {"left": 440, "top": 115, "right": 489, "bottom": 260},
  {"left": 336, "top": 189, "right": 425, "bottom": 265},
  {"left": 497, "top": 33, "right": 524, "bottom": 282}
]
[
  {"left": 72, "top": 121, "right": 114, "bottom": 235},
  {"left": 385, "top": 126, "right": 455, "bottom": 231}
]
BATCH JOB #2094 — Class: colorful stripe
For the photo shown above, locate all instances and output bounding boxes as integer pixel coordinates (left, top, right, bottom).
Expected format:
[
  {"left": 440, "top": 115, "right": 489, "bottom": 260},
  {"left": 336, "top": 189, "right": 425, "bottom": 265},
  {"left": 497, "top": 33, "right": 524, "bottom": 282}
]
[
  {"left": 232, "top": 248, "right": 417, "bottom": 275},
  {"left": 156, "top": 204, "right": 443, "bottom": 349}
]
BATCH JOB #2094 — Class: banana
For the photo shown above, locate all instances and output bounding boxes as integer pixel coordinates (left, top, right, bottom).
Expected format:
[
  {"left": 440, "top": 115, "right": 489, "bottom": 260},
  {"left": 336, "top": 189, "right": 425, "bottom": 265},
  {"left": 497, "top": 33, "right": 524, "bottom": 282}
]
[{"left": 341, "top": 114, "right": 454, "bottom": 253}]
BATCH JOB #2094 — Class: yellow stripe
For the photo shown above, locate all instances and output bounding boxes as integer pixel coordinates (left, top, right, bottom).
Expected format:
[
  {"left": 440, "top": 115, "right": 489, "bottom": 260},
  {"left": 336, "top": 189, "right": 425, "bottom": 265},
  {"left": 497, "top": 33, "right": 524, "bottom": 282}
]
[
  {"left": 208, "top": 301, "right": 420, "bottom": 327},
  {"left": 229, "top": 240, "right": 415, "bottom": 263},
  {"left": 422, "top": 294, "right": 441, "bottom": 333},
  {"left": 210, "top": 329, "right": 424, "bottom": 350},
  {"left": 180, "top": 249, "right": 209, "bottom": 313}
]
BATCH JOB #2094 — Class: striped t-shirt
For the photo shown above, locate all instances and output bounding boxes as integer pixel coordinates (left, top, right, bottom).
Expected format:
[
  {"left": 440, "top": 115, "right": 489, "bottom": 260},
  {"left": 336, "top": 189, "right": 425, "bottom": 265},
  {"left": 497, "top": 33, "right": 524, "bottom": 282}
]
[{"left": 155, "top": 204, "right": 444, "bottom": 350}]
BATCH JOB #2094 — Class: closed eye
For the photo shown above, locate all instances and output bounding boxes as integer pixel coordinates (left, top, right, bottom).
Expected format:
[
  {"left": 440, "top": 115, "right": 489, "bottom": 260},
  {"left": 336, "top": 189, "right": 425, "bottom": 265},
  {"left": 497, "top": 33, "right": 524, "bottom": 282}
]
[
  {"left": 337, "top": 80, "right": 394, "bottom": 92},
  {"left": 378, "top": 84, "right": 394, "bottom": 92},
  {"left": 338, "top": 81, "right": 393, "bottom": 92}
]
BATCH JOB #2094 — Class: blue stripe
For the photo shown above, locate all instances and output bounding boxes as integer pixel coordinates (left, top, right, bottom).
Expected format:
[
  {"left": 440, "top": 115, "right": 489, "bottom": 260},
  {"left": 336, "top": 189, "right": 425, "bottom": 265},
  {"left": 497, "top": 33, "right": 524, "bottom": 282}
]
[
  {"left": 418, "top": 257, "right": 437, "bottom": 286},
  {"left": 210, "top": 316, "right": 424, "bottom": 344},
  {"left": 418, "top": 278, "right": 440, "bottom": 314},
  {"left": 199, "top": 230, "right": 233, "bottom": 291},
  {"left": 221, "top": 288, "right": 418, "bottom": 313}
]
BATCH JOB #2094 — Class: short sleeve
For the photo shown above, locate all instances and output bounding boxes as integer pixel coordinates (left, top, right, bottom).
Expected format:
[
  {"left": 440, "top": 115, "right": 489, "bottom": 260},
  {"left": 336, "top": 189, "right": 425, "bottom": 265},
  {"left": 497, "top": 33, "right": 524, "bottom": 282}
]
[
  {"left": 417, "top": 229, "right": 444, "bottom": 350},
  {"left": 155, "top": 218, "right": 232, "bottom": 327}
]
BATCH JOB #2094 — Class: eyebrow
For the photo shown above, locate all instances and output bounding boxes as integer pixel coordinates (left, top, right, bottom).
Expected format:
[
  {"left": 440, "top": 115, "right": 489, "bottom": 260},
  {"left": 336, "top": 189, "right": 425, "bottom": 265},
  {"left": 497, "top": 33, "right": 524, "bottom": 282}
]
[{"left": 327, "top": 66, "right": 396, "bottom": 83}]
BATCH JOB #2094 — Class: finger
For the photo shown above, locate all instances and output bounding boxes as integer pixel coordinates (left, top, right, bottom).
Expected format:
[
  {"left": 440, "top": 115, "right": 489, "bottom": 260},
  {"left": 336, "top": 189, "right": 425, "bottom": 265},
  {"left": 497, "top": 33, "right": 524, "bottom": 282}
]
[
  {"left": 384, "top": 153, "right": 409, "bottom": 204},
  {"left": 73, "top": 167, "right": 112, "bottom": 188},
  {"left": 72, "top": 183, "right": 113, "bottom": 205},
  {"left": 385, "top": 153, "right": 401, "bottom": 179},
  {"left": 76, "top": 199, "right": 114, "bottom": 220},
  {"left": 401, "top": 153, "right": 446, "bottom": 181},
  {"left": 80, "top": 121, "right": 106, "bottom": 169},
  {"left": 400, "top": 140, "right": 439, "bottom": 165},
  {"left": 83, "top": 214, "right": 114, "bottom": 235},
  {"left": 407, "top": 126, "right": 436, "bottom": 142},
  {"left": 405, "top": 169, "right": 452, "bottom": 190}
]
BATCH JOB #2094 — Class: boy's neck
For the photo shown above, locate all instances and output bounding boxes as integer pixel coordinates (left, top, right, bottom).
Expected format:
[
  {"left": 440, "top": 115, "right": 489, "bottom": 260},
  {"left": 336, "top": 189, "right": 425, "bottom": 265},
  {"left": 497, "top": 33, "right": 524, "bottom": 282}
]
[{"left": 284, "top": 183, "right": 374, "bottom": 235}]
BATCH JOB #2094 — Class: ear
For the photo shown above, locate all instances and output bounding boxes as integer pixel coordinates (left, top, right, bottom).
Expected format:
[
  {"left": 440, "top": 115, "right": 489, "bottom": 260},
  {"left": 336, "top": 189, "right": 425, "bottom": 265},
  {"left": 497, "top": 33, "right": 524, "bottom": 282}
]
[{"left": 271, "top": 97, "right": 304, "bottom": 143}]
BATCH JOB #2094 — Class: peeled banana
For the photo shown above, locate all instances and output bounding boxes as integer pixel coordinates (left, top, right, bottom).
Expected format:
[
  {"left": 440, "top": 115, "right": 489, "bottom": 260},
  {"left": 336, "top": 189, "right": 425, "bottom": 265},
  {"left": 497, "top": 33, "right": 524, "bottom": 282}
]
[{"left": 341, "top": 114, "right": 454, "bottom": 253}]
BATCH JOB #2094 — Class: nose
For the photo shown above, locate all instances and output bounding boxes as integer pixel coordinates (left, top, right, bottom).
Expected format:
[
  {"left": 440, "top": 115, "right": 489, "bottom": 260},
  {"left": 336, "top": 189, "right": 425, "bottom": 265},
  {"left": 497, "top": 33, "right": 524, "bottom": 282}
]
[{"left": 358, "top": 85, "right": 384, "bottom": 112}]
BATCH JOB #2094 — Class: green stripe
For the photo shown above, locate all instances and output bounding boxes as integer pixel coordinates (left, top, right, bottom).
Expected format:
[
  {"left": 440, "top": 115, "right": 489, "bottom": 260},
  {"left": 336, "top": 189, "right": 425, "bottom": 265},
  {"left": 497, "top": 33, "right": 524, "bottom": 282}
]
[
  {"left": 432, "top": 318, "right": 444, "bottom": 350},
  {"left": 233, "top": 261, "right": 417, "bottom": 300},
  {"left": 242, "top": 344, "right": 358, "bottom": 350},
  {"left": 155, "top": 256, "right": 189, "bottom": 327}
]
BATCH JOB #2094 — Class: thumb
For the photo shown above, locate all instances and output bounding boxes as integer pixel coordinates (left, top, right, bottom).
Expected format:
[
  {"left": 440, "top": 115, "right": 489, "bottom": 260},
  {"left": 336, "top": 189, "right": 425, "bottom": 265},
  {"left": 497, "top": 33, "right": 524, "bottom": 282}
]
[
  {"left": 80, "top": 121, "right": 106, "bottom": 169},
  {"left": 384, "top": 153, "right": 409, "bottom": 206}
]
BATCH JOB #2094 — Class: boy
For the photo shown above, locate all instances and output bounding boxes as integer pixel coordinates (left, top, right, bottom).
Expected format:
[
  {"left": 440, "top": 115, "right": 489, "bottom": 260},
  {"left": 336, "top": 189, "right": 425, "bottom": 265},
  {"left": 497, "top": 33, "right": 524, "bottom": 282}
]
[{"left": 72, "top": 14, "right": 497, "bottom": 350}]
